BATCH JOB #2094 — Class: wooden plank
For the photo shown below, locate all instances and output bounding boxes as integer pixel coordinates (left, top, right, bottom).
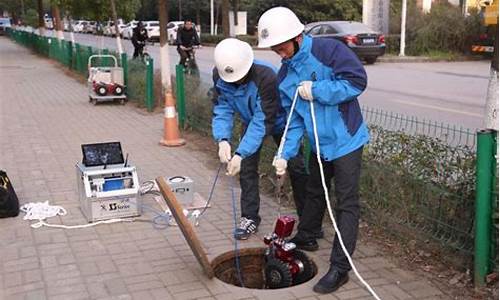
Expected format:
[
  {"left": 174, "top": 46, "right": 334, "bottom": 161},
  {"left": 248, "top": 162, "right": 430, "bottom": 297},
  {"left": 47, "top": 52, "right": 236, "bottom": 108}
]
[{"left": 155, "top": 176, "right": 215, "bottom": 279}]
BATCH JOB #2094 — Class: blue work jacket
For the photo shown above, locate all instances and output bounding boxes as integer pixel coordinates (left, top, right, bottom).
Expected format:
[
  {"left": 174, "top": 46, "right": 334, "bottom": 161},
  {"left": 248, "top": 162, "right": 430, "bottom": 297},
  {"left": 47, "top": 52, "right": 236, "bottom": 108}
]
[
  {"left": 278, "top": 35, "right": 370, "bottom": 161},
  {"left": 212, "top": 60, "right": 286, "bottom": 158}
]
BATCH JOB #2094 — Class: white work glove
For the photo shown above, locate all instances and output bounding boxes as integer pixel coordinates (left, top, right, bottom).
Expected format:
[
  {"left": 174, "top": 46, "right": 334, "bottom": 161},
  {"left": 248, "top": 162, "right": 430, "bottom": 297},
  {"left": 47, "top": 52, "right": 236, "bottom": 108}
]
[
  {"left": 226, "top": 155, "right": 242, "bottom": 176},
  {"left": 298, "top": 81, "right": 314, "bottom": 101},
  {"left": 218, "top": 141, "right": 232, "bottom": 163},
  {"left": 272, "top": 157, "right": 288, "bottom": 176}
]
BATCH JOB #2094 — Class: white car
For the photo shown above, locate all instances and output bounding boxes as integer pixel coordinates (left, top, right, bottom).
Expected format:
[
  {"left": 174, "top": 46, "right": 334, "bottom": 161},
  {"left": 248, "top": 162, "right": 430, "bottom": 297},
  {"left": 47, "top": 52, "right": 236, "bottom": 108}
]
[
  {"left": 73, "top": 20, "right": 87, "bottom": 33},
  {"left": 103, "top": 20, "right": 125, "bottom": 36},
  {"left": 122, "top": 21, "right": 138, "bottom": 39},
  {"left": 167, "top": 21, "right": 201, "bottom": 45},
  {"left": 167, "top": 21, "right": 184, "bottom": 45},
  {"left": 144, "top": 21, "right": 160, "bottom": 42},
  {"left": 84, "top": 21, "right": 97, "bottom": 34}
]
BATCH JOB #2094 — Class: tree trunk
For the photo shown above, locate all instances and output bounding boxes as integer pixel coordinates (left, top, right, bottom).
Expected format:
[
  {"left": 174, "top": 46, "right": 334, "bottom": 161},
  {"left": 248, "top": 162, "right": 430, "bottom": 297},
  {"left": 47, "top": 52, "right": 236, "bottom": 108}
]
[
  {"left": 196, "top": 0, "right": 201, "bottom": 30},
  {"left": 214, "top": 0, "right": 220, "bottom": 34},
  {"left": 37, "top": 0, "right": 45, "bottom": 35},
  {"left": 232, "top": 0, "right": 238, "bottom": 26},
  {"left": 159, "top": 0, "right": 173, "bottom": 91},
  {"left": 52, "top": 5, "right": 64, "bottom": 40},
  {"left": 20, "top": 0, "right": 25, "bottom": 17},
  {"left": 483, "top": 25, "right": 499, "bottom": 130},
  {"left": 110, "top": 0, "right": 123, "bottom": 54},
  {"left": 178, "top": 0, "right": 182, "bottom": 20},
  {"left": 221, "top": 0, "right": 229, "bottom": 37}
]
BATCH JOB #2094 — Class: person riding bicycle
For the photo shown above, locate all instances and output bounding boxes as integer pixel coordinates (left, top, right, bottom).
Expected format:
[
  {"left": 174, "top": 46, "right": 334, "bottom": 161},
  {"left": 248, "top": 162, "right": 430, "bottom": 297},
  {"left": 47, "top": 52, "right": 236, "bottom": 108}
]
[
  {"left": 132, "top": 21, "right": 148, "bottom": 59},
  {"left": 175, "top": 19, "right": 200, "bottom": 66}
]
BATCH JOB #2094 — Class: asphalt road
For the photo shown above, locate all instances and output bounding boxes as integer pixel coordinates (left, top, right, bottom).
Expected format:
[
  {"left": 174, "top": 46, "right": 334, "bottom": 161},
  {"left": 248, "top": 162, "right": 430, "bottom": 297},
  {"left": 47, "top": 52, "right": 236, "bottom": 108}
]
[{"left": 50, "top": 31, "right": 491, "bottom": 130}]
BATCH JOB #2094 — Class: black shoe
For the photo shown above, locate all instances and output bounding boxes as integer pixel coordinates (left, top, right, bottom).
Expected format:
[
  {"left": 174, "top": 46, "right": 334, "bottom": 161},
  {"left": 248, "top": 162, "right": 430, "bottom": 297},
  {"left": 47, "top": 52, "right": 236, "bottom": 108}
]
[
  {"left": 289, "top": 235, "right": 319, "bottom": 252},
  {"left": 233, "top": 217, "right": 258, "bottom": 240},
  {"left": 313, "top": 268, "right": 349, "bottom": 294}
]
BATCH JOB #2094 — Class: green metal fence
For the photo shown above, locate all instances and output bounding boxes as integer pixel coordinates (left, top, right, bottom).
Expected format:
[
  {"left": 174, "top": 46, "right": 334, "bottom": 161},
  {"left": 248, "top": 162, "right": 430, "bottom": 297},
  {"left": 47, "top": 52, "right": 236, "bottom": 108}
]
[{"left": 7, "top": 29, "right": 154, "bottom": 108}]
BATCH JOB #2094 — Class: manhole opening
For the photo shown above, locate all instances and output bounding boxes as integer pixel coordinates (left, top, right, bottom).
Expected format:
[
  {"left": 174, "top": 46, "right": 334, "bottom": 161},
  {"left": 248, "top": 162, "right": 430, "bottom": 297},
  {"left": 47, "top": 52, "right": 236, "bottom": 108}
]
[{"left": 212, "top": 247, "right": 317, "bottom": 289}]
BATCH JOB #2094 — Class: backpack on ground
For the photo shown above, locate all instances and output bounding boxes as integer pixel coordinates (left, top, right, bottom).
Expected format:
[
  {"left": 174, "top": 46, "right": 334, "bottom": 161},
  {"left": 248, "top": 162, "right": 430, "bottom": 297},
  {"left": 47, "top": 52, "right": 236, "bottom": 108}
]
[{"left": 0, "top": 170, "right": 20, "bottom": 218}]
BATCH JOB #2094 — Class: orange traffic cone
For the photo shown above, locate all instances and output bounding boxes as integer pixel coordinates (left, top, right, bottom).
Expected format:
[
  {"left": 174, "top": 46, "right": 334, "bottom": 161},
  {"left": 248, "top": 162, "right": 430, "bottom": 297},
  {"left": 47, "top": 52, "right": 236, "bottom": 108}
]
[{"left": 159, "top": 89, "right": 186, "bottom": 147}]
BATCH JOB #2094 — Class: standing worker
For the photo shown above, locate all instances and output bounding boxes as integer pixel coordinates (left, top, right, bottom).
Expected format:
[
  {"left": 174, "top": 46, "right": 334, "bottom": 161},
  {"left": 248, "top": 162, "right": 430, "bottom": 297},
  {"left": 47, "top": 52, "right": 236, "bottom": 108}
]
[
  {"left": 258, "top": 7, "right": 370, "bottom": 294},
  {"left": 131, "top": 21, "right": 148, "bottom": 59},
  {"left": 175, "top": 19, "right": 200, "bottom": 67},
  {"left": 212, "top": 38, "right": 308, "bottom": 240}
]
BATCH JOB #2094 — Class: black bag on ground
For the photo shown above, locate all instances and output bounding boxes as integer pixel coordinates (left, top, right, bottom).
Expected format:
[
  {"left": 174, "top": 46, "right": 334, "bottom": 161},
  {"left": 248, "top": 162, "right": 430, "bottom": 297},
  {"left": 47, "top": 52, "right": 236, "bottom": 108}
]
[{"left": 0, "top": 170, "right": 20, "bottom": 218}]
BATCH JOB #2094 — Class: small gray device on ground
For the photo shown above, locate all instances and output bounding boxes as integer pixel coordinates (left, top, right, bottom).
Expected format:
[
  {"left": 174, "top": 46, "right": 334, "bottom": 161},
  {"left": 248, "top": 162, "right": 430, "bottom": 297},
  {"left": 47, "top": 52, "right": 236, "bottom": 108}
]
[{"left": 167, "top": 176, "right": 194, "bottom": 207}]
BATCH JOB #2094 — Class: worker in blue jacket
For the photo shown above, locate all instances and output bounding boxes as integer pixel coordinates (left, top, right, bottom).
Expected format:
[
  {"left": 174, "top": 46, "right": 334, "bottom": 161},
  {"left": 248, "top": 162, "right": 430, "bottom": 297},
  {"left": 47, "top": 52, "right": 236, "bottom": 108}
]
[
  {"left": 212, "top": 38, "right": 308, "bottom": 240},
  {"left": 258, "top": 7, "right": 369, "bottom": 294}
]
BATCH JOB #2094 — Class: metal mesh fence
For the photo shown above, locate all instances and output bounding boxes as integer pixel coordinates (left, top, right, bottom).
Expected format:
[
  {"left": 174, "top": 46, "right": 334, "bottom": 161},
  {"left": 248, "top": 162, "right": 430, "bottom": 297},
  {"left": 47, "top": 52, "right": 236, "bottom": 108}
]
[{"left": 181, "top": 69, "right": 494, "bottom": 267}]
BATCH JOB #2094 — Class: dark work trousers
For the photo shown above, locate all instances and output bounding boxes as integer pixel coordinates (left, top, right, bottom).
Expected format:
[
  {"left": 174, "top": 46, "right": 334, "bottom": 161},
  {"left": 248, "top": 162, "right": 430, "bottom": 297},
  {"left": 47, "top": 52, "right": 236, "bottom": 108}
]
[
  {"left": 297, "top": 146, "right": 363, "bottom": 273},
  {"left": 132, "top": 43, "right": 144, "bottom": 59},
  {"left": 239, "top": 134, "right": 309, "bottom": 226}
]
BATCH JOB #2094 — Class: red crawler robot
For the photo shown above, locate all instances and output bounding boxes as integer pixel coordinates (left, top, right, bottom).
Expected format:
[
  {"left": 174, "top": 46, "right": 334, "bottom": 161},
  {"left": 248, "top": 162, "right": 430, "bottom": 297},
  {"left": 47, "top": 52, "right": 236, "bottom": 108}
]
[{"left": 263, "top": 216, "right": 316, "bottom": 288}]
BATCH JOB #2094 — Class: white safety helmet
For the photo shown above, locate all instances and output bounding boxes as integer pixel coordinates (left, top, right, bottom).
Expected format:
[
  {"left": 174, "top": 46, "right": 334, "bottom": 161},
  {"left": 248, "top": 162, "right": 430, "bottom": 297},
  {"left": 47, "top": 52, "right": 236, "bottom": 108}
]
[
  {"left": 257, "top": 7, "right": 304, "bottom": 48},
  {"left": 214, "top": 38, "right": 254, "bottom": 83}
]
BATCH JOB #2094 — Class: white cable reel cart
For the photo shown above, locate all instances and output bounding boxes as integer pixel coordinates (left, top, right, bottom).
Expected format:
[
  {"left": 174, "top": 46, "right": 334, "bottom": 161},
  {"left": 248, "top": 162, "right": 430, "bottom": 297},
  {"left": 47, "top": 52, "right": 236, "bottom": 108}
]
[{"left": 87, "top": 54, "right": 127, "bottom": 105}]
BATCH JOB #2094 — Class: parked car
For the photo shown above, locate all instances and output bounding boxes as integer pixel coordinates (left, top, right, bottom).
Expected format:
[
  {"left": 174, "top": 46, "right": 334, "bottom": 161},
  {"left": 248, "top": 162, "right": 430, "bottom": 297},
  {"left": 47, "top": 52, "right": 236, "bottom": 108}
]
[
  {"left": 84, "top": 21, "right": 97, "bottom": 34},
  {"left": 73, "top": 20, "right": 87, "bottom": 33},
  {"left": 167, "top": 21, "right": 184, "bottom": 44},
  {"left": 122, "top": 20, "right": 138, "bottom": 39},
  {"left": 167, "top": 21, "right": 201, "bottom": 45},
  {"left": 144, "top": 21, "right": 160, "bottom": 42},
  {"left": 0, "top": 17, "right": 11, "bottom": 35},
  {"left": 304, "top": 21, "right": 385, "bottom": 64},
  {"left": 103, "top": 20, "right": 125, "bottom": 37}
]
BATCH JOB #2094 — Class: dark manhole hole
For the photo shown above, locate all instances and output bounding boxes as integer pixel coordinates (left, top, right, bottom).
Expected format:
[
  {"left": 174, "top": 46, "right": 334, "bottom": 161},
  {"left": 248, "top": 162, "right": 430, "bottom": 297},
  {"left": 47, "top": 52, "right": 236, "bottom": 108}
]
[{"left": 212, "top": 247, "right": 317, "bottom": 289}]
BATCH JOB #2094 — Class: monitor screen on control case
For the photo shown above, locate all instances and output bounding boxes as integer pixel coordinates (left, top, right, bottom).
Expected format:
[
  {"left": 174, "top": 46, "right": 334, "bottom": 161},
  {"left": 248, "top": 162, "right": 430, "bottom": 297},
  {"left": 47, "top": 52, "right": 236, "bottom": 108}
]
[{"left": 81, "top": 142, "right": 124, "bottom": 167}]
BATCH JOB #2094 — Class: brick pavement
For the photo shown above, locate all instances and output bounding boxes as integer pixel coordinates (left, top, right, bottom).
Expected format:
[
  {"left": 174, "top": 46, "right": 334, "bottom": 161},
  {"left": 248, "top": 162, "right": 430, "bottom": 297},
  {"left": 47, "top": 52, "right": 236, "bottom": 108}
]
[{"left": 0, "top": 37, "right": 450, "bottom": 300}]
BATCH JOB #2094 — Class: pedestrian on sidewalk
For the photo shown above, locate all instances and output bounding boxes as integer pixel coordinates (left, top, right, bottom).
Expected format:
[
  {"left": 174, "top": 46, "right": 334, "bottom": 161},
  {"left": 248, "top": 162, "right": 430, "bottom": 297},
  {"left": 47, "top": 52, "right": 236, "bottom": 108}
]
[
  {"left": 257, "top": 7, "right": 370, "bottom": 294},
  {"left": 211, "top": 38, "right": 308, "bottom": 240}
]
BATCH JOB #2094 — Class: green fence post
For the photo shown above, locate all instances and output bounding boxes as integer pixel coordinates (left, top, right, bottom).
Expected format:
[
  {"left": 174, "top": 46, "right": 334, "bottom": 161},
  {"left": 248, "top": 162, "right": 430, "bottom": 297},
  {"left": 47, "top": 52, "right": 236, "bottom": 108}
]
[
  {"left": 102, "top": 48, "right": 109, "bottom": 66},
  {"left": 67, "top": 41, "right": 73, "bottom": 68},
  {"left": 75, "top": 43, "right": 81, "bottom": 73},
  {"left": 47, "top": 37, "right": 52, "bottom": 58},
  {"left": 87, "top": 46, "right": 93, "bottom": 76},
  {"left": 145, "top": 57, "right": 154, "bottom": 112},
  {"left": 474, "top": 129, "right": 495, "bottom": 286},
  {"left": 175, "top": 64, "right": 186, "bottom": 129},
  {"left": 121, "top": 53, "right": 128, "bottom": 91},
  {"left": 87, "top": 46, "right": 93, "bottom": 59}
]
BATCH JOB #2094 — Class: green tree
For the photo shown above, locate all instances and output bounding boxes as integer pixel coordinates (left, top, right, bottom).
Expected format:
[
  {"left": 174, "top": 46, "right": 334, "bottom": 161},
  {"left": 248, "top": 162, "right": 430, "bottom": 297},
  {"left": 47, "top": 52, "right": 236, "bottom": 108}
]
[
  {"left": 23, "top": 8, "right": 38, "bottom": 27},
  {"left": 68, "top": 0, "right": 140, "bottom": 22}
]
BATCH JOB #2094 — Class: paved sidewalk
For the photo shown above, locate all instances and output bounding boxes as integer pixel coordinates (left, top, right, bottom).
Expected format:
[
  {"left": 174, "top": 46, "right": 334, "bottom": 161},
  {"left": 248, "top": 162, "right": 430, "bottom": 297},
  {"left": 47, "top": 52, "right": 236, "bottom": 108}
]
[{"left": 0, "top": 37, "right": 449, "bottom": 300}]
